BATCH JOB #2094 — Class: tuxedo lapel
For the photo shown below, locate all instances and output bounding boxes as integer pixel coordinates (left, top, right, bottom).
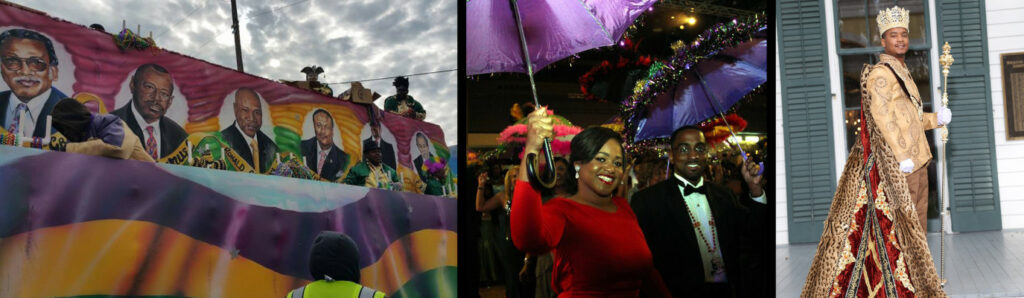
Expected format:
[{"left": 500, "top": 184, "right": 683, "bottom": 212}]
[
  {"left": 703, "top": 184, "right": 744, "bottom": 285},
  {"left": 159, "top": 117, "right": 180, "bottom": 157},
  {"left": 321, "top": 146, "right": 343, "bottom": 179},
  {"left": 121, "top": 105, "right": 145, "bottom": 146},
  {"left": 664, "top": 180, "right": 694, "bottom": 239},
  {"left": 256, "top": 131, "right": 275, "bottom": 170},
  {"left": 662, "top": 178, "right": 710, "bottom": 278},
  {"left": 224, "top": 125, "right": 254, "bottom": 166},
  {"left": 705, "top": 186, "right": 725, "bottom": 232}
]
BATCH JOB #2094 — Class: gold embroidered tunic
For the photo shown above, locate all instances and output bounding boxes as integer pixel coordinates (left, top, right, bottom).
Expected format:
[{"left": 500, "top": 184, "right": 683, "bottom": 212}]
[{"left": 866, "top": 53, "right": 941, "bottom": 174}]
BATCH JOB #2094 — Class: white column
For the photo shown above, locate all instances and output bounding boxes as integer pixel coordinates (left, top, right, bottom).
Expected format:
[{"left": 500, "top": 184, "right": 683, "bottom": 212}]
[
  {"left": 927, "top": 0, "right": 952, "bottom": 234},
  {"left": 824, "top": 0, "right": 846, "bottom": 181}
]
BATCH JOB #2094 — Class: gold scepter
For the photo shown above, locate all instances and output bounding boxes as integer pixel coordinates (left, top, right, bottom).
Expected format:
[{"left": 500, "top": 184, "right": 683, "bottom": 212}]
[{"left": 938, "top": 41, "right": 954, "bottom": 287}]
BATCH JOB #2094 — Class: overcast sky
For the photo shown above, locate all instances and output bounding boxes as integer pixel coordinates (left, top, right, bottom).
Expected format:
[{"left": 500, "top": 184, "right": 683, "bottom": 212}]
[{"left": 9, "top": 0, "right": 457, "bottom": 146}]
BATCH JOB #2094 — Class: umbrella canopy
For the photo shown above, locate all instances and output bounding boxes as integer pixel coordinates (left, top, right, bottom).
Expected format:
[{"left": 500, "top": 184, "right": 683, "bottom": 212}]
[
  {"left": 467, "top": 0, "right": 657, "bottom": 75},
  {"left": 634, "top": 34, "right": 766, "bottom": 141}
]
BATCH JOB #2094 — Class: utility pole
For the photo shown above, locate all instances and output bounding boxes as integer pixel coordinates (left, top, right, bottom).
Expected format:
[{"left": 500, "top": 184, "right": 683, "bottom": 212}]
[{"left": 230, "top": 0, "right": 244, "bottom": 72}]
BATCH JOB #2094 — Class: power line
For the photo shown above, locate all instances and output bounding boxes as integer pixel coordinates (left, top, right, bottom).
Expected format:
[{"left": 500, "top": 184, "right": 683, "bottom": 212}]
[
  {"left": 197, "top": 29, "right": 231, "bottom": 50},
  {"left": 324, "top": 68, "right": 457, "bottom": 85},
  {"left": 155, "top": 1, "right": 207, "bottom": 39},
  {"left": 186, "top": 0, "right": 312, "bottom": 50},
  {"left": 251, "top": 0, "right": 312, "bottom": 17}
]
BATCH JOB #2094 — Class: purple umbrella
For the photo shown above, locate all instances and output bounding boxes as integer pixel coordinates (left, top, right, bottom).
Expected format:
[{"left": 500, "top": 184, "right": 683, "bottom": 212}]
[
  {"left": 466, "top": 0, "right": 655, "bottom": 188},
  {"left": 466, "top": 0, "right": 657, "bottom": 75},
  {"left": 634, "top": 27, "right": 766, "bottom": 175},
  {"left": 635, "top": 33, "right": 767, "bottom": 141}
]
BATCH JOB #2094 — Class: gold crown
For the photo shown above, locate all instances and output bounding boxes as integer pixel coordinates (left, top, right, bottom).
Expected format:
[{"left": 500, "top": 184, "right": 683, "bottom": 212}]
[{"left": 877, "top": 5, "right": 910, "bottom": 35}]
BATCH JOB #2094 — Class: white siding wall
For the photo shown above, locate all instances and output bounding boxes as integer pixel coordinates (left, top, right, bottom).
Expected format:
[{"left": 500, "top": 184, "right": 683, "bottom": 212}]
[
  {"left": 775, "top": 40, "right": 788, "bottom": 245},
  {"left": 986, "top": 0, "right": 1024, "bottom": 229}
]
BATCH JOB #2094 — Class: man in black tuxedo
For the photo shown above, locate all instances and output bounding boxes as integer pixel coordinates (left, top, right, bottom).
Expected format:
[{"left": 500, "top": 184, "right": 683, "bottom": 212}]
[
  {"left": 301, "top": 109, "right": 348, "bottom": 180},
  {"left": 631, "top": 126, "right": 767, "bottom": 297},
  {"left": 220, "top": 88, "right": 278, "bottom": 173},
  {"left": 362, "top": 111, "right": 396, "bottom": 171},
  {"left": 0, "top": 29, "right": 66, "bottom": 138},
  {"left": 111, "top": 63, "right": 187, "bottom": 160}
]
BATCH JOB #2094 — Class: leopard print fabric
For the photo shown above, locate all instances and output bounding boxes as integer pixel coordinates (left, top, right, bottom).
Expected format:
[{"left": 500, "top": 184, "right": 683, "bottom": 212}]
[{"left": 801, "top": 63, "right": 946, "bottom": 297}]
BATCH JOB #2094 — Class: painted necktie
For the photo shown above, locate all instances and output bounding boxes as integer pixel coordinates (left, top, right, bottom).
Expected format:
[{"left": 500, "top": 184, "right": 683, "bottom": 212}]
[
  {"left": 317, "top": 149, "right": 327, "bottom": 174},
  {"left": 250, "top": 138, "right": 259, "bottom": 173},
  {"left": 9, "top": 103, "right": 27, "bottom": 133},
  {"left": 145, "top": 126, "right": 158, "bottom": 160}
]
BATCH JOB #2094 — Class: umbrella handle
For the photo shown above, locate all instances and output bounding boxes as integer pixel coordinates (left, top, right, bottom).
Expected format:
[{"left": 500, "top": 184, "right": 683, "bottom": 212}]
[
  {"left": 526, "top": 138, "right": 557, "bottom": 190},
  {"left": 738, "top": 147, "right": 764, "bottom": 176}
]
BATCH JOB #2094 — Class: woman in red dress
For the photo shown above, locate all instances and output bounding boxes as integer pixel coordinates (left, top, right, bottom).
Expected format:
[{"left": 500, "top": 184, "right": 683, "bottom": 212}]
[{"left": 511, "top": 107, "right": 670, "bottom": 297}]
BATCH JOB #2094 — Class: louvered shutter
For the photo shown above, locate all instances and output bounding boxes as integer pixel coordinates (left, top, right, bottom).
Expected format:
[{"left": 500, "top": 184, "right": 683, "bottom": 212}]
[
  {"left": 937, "top": 0, "right": 1002, "bottom": 232},
  {"left": 779, "top": 0, "right": 837, "bottom": 243}
]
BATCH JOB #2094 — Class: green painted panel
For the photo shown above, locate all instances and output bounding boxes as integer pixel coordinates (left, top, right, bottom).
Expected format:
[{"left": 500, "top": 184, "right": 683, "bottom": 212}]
[
  {"left": 779, "top": 0, "right": 837, "bottom": 243},
  {"left": 937, "top": 0, "right": 1002, "bottom": 232}
]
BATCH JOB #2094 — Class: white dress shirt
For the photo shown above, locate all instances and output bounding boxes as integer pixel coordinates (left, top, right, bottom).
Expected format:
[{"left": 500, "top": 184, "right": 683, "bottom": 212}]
[{"left": 674, "top": 173, "right": 766, "bottom": 282}]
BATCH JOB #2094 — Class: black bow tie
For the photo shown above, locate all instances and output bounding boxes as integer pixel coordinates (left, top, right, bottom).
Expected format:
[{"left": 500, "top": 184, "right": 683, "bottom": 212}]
[{"left": 677, "top": 178, "right": 704, "bottom": 196}]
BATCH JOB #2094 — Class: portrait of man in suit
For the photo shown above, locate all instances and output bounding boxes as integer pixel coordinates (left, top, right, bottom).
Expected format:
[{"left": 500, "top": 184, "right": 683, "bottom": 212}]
[
  {"left": 630, "top": 126, "right": 767, "bottom": 297},
  {"left": 111, "top": 63, "right": 187, "bottom": 161},
  {"left": 220, "top": 87, "right": 278, "bottom": 173},
  {"left": 0, "top": 28, "right": 67, "bottom": 138},
  {"left": 412, "top": 131, "right": 444, "bottom": 195},
  {"left": 301, "top": 109, "right": 348, "bottom": 181},
  {"left": 362, "top": 109, "right": 396, "bottom": 171}
]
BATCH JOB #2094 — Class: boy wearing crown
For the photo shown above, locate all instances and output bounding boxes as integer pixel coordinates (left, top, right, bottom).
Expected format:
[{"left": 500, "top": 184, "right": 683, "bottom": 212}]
[
  {"left": 866, "top": 5, "right": 952, "bottom": 231},
  {"left": 801, "top": 6, "right": 949, "bottom": 297}
]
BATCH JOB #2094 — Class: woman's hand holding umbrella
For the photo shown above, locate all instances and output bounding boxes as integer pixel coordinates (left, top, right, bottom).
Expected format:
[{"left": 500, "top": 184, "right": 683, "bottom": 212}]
[
  {"left": 525, "top": 107, "right": 554, "bottom": 155},
  {"left": 520, "top": 107, "right": 553, "bottom": 184}
]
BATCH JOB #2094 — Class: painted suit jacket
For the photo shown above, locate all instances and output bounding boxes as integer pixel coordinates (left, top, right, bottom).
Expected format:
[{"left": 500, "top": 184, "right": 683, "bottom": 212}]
[
  {"left": 110, "top": 103, "right": 188, "bottom": 160},
  {"left": 866, "top": 53, "right": 941, "bottom": 174}
]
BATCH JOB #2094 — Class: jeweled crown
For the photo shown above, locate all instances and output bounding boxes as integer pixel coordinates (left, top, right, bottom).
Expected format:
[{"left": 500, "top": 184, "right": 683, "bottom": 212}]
[{"left": 876, "top": 5, "right": 910, "bottom": 35}]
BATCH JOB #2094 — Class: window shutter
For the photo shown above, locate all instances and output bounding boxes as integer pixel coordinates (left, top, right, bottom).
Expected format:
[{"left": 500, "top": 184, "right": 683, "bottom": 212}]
[
  {"left": 779, "top": 0, "right": 837, "bottom": 243},
  {"left": 937, "top": 0, "right": 1001, "bottom": 232}
]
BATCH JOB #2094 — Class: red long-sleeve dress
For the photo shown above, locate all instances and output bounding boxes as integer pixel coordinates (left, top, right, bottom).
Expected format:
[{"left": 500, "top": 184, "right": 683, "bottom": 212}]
[{"left": 511, "top": 180, "right": 665, "bottom": 297}]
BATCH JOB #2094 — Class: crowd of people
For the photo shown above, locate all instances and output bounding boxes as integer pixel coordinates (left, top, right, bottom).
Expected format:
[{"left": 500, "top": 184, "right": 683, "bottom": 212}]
[{"left": 472, "top": 107, "right": 769, "bottom": 297}]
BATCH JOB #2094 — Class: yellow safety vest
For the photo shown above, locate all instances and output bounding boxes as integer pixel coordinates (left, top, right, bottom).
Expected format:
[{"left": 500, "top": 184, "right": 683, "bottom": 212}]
[{"left": 286, "top": 280, "right": 385, "bottom": 298}]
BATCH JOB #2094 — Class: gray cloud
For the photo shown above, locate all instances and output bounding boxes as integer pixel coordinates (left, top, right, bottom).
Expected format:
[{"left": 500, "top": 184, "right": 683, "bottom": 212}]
[{"left": 8, "top": 0, "right": 457, "bottom": 146}]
